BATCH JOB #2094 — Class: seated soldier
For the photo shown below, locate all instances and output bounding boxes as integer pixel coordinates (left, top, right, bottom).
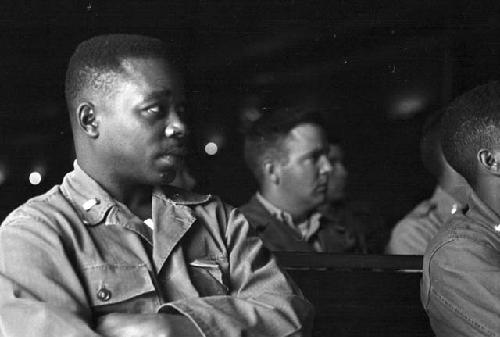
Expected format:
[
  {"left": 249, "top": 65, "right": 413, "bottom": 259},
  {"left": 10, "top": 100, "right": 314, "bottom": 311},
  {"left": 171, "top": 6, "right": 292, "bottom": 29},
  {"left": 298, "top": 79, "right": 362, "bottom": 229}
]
[
  {"left": 421, "top": 82, "right": 500, "bottom": 336},
  {"left": 240, "top": 105, "right": 361, "bottom": 252},
  {"left": 0, "top": 34, "right": 313, "bottom": 337},
  {"left": 318, "top": 141, "right": 386, "bottom": 253},
  {"left": 386, "top": 109, "right": 469, "bottom": 255}
]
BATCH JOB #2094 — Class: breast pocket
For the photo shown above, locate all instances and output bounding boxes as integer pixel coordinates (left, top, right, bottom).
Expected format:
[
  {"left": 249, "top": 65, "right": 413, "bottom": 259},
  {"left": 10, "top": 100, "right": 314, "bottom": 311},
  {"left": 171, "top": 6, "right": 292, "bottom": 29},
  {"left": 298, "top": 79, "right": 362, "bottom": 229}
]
[
  {"left": 189, "top": 257, "right": 229, "bottom": 296},
  {"left": 82, "top": 264, "right": 157, "bottom": 315}
]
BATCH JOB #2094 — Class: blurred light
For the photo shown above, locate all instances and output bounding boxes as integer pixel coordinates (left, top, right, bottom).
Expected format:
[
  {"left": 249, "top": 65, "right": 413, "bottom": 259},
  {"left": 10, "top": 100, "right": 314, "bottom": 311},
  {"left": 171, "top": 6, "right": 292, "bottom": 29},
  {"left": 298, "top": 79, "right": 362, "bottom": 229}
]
[
  {"left": 204, "top": 142, "right": 218, "bottom": 156},
  {"left": 0, "top": 166, "right": 6, "bottom": 185},
  {"left": 388, "top": 90, "right": 429, "bottom": 120},
  {"left": 29, "top": 171, "right": 42, "bottom": 185},
  {"left": 396, "top": 96, "right": 424, "bottom": 116},
  {"left": 242, "top": 107, "right": 262, "bottom": 123}
]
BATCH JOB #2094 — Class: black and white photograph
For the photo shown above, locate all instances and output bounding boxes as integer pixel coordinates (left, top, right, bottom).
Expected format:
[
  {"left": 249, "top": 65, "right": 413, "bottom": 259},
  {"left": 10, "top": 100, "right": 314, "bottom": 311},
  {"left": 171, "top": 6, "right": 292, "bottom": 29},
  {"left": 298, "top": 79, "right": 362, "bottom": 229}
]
[{"left": 0, "top": 1, "right": 499, "bottom": 336}]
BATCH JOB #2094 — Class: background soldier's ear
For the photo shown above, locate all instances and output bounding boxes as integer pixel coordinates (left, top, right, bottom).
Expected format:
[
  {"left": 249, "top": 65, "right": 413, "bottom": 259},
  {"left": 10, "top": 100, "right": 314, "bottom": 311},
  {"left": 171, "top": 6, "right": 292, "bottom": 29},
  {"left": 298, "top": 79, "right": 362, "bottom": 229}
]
[
  {"left": 264, "top": 159, "right": 280, "bottom": 185},
  {"left": 478, "top": 149, "right": 500, "bottom": 175},
  {"left": 77, "top": 102, "right": 99, "bottom": 138}
]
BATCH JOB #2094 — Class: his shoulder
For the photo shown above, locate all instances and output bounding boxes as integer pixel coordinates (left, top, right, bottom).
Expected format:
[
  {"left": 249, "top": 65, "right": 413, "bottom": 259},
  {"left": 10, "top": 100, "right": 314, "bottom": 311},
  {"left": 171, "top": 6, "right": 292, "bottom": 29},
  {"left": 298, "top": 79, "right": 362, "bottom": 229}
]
[
  {"left": 404, "top": 198, "right": 436, "bottom": 220},
  {"left": 1, "top": 185, "right": 70, "bottom": 231},
  {"left": 393, "top": 198, "right": 442, "bottom": 231},
  {"left": 391, "top": 209, "right": 428, "bottom": 235},
  {"left": 238, "top": 195, "right": 262, "bottom": 216},
  {"left": 238, "top": 196, "right": 271, "bottom": 228},
  {"left": 386, "top": 217, "right": 429, "bottom": 255},
  {"left": 442, "top": 213, "right": 499, "bottom": 244},
  {"left": 388, "top": 201, "right": 435, "bottom": 239},
  {"left": 424, "top": 213, "right": 500, "bottom": 263}
]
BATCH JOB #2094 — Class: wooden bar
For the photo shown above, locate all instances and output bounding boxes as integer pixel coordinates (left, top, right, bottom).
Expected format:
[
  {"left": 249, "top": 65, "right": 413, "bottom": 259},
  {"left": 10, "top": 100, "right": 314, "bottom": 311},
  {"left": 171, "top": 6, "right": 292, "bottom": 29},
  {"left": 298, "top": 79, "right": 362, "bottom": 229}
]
[
  {"left": 275, "top": 252, "right": 423, "bottom": 271},
  {"left": 274, "top": 253, "right": 433, "bottom": 336}
]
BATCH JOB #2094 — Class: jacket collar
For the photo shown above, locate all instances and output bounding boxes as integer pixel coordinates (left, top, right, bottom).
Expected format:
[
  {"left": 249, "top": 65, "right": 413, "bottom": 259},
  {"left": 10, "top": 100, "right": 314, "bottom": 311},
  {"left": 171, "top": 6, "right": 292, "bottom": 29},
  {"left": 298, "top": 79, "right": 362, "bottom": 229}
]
[
  {"left": 60, "top": 161, "right": 211, "bottom": 227},
  {"left": 154, "top": 185, "right": 212, "bottom": 206},
  {"left": 242, "top": 195, "right": 318, "bottom": 251},
  {"left": 466, "top": 190, "right": 500, "bottom": 233},
  {"left": 253, "top": 193, "right": 322, "bottom": 241},
  {"left": 429, "top": 186, "right": 466, "bottom": 219}
]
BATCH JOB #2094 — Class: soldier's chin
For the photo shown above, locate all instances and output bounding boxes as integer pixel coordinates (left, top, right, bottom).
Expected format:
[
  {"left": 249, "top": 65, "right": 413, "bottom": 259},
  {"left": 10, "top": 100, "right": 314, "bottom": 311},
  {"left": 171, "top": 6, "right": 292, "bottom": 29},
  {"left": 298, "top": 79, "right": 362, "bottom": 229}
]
[
  {"left": 158, "top": 170, "right": 177, "bottom": 185},
  {"left": 329, "top": 190, "right": 345, "bottom": 202},
  {"left": 311, "top": 192, "right": 326, "bottom": 206},
  {"left": 315, "top": 184, "right": 328, "bottom": 193}
]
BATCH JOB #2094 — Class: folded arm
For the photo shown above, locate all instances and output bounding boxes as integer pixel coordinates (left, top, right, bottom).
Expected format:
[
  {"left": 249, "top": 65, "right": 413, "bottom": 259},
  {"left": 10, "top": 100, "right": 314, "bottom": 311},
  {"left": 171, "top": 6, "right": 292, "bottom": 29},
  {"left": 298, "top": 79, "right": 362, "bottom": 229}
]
[
  {"left": 0, "top": 217, "right": 101, "bottom": 337},
  {"left": 0, "top": 216, "right": 203, "bottom": 337},
  {"left": 160, "top": 207, "right": 314, "bottom": 337}
]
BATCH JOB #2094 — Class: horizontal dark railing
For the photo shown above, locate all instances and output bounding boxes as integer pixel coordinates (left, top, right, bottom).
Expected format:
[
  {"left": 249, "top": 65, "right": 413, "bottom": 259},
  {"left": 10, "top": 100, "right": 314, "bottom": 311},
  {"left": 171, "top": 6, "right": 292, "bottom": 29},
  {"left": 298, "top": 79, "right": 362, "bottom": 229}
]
[
  {"left": 275, "top": 252, "right": 423, "bottom": 271},
  {"left": 275, "top": 253, "right": 432, "bottom": 336}
]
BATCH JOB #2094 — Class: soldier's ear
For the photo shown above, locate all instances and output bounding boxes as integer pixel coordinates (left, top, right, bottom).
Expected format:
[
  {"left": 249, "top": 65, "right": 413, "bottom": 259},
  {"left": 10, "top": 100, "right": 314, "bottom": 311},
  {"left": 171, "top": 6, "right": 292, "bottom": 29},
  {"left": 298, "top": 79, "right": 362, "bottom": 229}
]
[
  {"left": 478, "top": 149, "right": 500, "bottom": 176},
  {"left": 77, "top": 102, "right": 99, "bottom": 138},
  {"left": 264, "top": 159, "right": 280, "bottom": 185}
]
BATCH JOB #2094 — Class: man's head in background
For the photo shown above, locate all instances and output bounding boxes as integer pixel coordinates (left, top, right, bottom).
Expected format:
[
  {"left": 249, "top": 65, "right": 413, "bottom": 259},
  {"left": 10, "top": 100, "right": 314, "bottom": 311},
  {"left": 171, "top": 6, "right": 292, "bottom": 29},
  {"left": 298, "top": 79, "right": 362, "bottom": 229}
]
[
  {"left": 324, "top": 137, "right": 348, "bottom": 203},
  {"left": 421, "top": 108, "right": 468, "bottom": 203},
  {"left": 441, "top": 81, "right": 500, "bottom": 194},
  {"left": 244, "top": 105, "right": 332, "bottom": 220}
]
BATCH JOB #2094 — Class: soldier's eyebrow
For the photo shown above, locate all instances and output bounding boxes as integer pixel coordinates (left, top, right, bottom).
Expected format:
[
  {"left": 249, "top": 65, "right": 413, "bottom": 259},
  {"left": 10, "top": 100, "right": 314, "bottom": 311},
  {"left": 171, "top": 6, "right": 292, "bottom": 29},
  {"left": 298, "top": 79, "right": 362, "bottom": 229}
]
[
  {"left": 297, "top": 147, "right": 326, "bottom": 161},
  {"left": 142, "top": 90, "right": 172, "bottom": 102}
]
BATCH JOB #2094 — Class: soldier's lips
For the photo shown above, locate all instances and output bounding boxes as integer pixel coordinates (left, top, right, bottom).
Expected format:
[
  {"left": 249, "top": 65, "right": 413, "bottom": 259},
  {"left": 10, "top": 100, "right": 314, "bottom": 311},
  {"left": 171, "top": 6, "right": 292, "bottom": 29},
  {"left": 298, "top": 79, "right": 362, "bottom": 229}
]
[
  {"left": 156, "top": 153, "right": 183, "bottom": 166},
  {"left": 316, "top": 184, "right": 327, "bottom": 192},
  {"left": 156, "top": 146, "right": 187, "bottom": 162}
]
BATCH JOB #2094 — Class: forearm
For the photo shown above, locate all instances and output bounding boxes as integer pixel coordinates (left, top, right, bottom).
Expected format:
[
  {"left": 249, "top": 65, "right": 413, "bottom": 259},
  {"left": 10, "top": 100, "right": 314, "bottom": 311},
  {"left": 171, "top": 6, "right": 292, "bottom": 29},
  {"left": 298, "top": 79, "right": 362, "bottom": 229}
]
[
  {"left": 96, "top": 313, "right": 203, "bottom": 337},
  {"left": 0, "top": 293, "right": 100, "bottom": 337},
  {"left": 161, "top": 287, "right": 313, "bottom": 337},
  {"left": 0, "top": 220, "right": 99, "bottom": 337},
  {"left": 181, "top": 208, "right": 314, "bottom": 337}
]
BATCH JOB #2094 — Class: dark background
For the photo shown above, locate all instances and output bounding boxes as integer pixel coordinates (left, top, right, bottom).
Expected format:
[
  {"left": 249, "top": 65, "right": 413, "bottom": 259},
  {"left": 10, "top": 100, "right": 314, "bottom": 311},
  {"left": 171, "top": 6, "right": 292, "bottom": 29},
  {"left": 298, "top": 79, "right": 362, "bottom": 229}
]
[{"left": 1, "top": 0, "right": 500, "bottom": 233}]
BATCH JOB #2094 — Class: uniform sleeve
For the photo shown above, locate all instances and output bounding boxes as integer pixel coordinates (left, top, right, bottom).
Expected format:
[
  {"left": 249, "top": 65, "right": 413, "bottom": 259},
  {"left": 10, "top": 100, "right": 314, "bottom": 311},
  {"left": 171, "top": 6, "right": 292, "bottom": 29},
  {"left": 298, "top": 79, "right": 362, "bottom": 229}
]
[
  {"left": 0, "top": 215, "right": 101, "bottom": 337},
  {"left": 386, "top": 217, "right": 430, "bottom": 255},
  {"left": 421, "top": 238, "right": 500, "bottom": 337},
  {"left": 161, "top": 207, "right": 315, "bottom": 337}
]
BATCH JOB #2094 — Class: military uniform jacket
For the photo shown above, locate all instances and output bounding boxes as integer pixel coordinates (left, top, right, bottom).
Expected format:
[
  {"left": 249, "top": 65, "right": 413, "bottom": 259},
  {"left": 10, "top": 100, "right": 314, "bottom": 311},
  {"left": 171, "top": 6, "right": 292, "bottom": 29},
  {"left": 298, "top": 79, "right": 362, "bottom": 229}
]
[{"left": 0, "top": 164, "right": 313, "bottom": 337}]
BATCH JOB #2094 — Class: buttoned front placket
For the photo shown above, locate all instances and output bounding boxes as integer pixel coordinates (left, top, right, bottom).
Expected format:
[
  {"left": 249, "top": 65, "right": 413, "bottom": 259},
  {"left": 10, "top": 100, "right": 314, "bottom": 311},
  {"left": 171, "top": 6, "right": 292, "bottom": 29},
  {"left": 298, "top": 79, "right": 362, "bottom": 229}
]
[
  {"left": 152, "top": 193, "right": 195, "bottom": 272},
  {"left": 151, "top": 191, "right": 201, "bottom": 302}
]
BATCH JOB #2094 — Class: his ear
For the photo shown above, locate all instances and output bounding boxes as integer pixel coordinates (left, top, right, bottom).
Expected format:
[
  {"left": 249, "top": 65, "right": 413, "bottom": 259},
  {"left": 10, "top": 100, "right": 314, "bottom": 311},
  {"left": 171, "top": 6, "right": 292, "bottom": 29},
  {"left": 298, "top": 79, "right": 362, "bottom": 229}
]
[
  {"left": 77, "top": 102, "right": 99, "bottom": 138},
  {"left": 478, "top": 149, "right": 500, "bottom": 175},
  {"left": 264, "top": 160, "right": 280, "bottom": 185}
]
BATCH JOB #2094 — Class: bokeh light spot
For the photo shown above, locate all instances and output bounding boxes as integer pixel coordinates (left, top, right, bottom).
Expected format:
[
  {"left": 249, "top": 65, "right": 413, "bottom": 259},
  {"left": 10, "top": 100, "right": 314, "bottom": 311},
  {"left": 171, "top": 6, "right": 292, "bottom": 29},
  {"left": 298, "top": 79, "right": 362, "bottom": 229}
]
[
  {"left": 204, "top": 142, "right": 218, "bottom": 156},
  {"left": 29, "top": 172, "right": 42, "bottom": 185}
]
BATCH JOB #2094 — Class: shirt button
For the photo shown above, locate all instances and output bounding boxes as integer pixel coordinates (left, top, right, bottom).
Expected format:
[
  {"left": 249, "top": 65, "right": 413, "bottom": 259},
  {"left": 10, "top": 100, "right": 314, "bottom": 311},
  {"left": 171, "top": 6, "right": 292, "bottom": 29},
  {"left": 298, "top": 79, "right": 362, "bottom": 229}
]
[{"left": 97, "top": 287, "right": 112, "bottom": 302}]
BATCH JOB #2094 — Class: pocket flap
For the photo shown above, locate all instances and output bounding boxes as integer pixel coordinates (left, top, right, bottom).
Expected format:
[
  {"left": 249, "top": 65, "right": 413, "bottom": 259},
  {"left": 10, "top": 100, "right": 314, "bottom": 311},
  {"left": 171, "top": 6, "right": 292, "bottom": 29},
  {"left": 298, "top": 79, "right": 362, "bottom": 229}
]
[{"left": 83, "top": 264, "right": 155, "bottom": 306}]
